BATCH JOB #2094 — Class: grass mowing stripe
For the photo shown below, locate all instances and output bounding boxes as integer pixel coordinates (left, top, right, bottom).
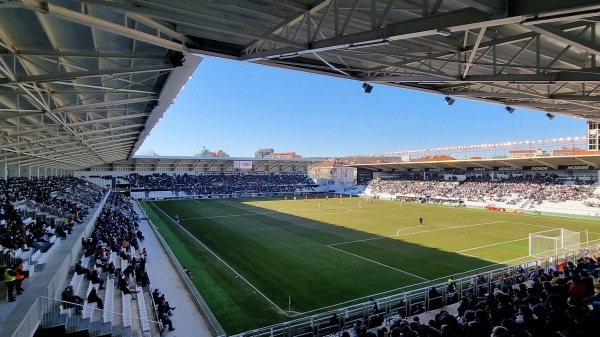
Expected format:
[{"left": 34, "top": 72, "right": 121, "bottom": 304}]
[
  {"left": 143, "top": 201, "right": 287, "bottom": 334},
  {"left": 327, "top": 245, "right": 429, "bottom": 280},
  {"left": 146, "top": 198, "right": 600, "bottom": 334},
  {"left": 151, "top": 201, "right": 288, "bottom": 315}
]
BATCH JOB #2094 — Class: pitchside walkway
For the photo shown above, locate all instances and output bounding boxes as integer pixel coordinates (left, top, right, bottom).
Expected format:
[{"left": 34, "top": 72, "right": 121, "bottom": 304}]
[{"left": 133, "top": 201, "right": 213, "bottom": 337}]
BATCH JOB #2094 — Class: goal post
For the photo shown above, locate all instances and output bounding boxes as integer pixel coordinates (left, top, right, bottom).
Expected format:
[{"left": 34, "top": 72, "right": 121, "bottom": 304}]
[
  {"left": 561, "top": 228, "right": 582, "bottom": 252},
  {"left": 529, "top": 228, "right": 583, "bottom": 257}
]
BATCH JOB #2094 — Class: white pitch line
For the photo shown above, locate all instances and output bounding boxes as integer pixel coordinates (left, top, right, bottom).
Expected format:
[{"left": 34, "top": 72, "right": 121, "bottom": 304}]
[
  {"left": 326, "top": 245, "right": 428, "bottom": 281},
  {"left": 329, "top": 221, "right": 506, "bottom": 247},
  {"left": 456, "top": 237, "right": 528, "bottom": 253},
  {"left": 181, "top": 211, "right": 281, "bottom": 220},
  {"left": 396, "top": 225, "right": 426, "bottom": 236},
  {"left": 503, "top": 221, "right": 558, "bottom": 229},
  {"left": 151, "top": 203, "right": 288, "bottom": 315},
  {"left": 460, "top": 252, "right": 503, "bottom": 264},
  {"left": 394, "top": 220, "right": 506, "bottom": 237},
  {"left": 328, "top": 235, "right": 389, "bottom": 246},
  {"left": 296, "top": 252, "right": 533, "bottom": 317}
]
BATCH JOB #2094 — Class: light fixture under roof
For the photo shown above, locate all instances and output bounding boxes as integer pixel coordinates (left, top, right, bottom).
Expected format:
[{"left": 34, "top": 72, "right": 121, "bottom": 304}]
[
  {"left": 546, "top": 113, "right": 555, "bottom": 120},
  {"left": 347, "top": 39, "right": 390, "bottom": 50},
  {"left": 444, "top": 96, "right": 455, "bottom": 105},
  {"left": 505, "top": 106, "right": 515, "bottom": 113},
  {"left": 362, "top": 82, "right": 373, "bottom": 93},
  {"left": 436, "top": 28, "right": 451, "bottom": 37}
]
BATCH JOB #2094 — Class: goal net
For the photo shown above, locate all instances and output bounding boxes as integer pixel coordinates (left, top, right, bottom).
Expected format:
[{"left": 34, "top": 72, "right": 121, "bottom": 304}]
[{"left": 529, "top": 228, "right": 582, "bottom": 257}]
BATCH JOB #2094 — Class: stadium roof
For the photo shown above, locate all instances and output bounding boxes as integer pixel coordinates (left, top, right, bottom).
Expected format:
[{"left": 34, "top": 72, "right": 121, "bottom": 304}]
[
  {"left": 85, "top": 156, "right": 323, "bottom": 172},
  {"left": 0, "top": 0, "right": 200, "bottom": 171},
  {"left": 2, "top": 0, "right": 600, "bottom": 171},
  {"left": 349, "top": 154, "right": 600, "bottom": 171}
]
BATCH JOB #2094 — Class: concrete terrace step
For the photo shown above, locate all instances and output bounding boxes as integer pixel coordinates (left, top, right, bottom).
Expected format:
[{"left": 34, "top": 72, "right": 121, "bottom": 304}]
[{"left": 65, "top": 316, "right": 91, "bottom": 333}]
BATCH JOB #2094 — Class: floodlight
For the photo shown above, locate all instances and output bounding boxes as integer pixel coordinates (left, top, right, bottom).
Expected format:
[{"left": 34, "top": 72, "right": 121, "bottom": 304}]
[
  {"left": 505, "top": 106, "right": 515, "bottom": 113},
  {"left": 436, "top": 28, "right": 451, "bottom": 37},
  {"left": 444, "top": 96, "right": 455, "bottom": 105},
  {"left": 362, "top": 82, "right": 373, "bottom": 93},
  {"left": 546, "top": 113, "right": 555, "bottom": 120}
]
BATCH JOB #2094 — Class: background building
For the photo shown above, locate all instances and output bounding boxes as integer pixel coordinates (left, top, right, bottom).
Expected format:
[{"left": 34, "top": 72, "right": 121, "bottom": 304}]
[
  {"left": 308, "top": 158, "right": 356, "bottom": 189},
  {"left": 264, "top": 152, "right": 302, "bottom": 159},
  {"left": 255, "top": 148, "right": 275, "bottom": 158}
]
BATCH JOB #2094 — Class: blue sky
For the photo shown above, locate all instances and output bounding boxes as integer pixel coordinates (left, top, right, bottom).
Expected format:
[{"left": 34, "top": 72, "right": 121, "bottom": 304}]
[{"left": 136, "top": 57, "right": 586, "bottom": 158}]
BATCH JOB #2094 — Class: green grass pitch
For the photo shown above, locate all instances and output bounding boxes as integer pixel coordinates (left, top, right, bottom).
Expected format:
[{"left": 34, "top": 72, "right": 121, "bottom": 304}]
[{"left": 140, "top": 196, "right": 600, "bottom": 334}]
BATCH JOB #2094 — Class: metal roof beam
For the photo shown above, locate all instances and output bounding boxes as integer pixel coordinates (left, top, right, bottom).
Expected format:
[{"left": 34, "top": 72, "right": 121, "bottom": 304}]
[
  {"left": 496, "top": 161, "right": 522, "bottom": 169},
  {"left": 366, "top": 71, "right": 600, "bottom": 84},
  {"left": 65, "top": 113, "right": 148, "bottom": 127},
  {"left": 362, "top": 75, "right": 453, "bottom": 82},
  {"left": 84, "top": 131, "right": 141, "bottom": 143},
  {"left": 242, "top": 8, "right": 504, "bottom": 61},
  {"left": 1, "top": 50, "right": 168, "bottom": 59},
  {"left": 77, "top": 124, "right": 145, "bottom": 136},
  {"left": 446, "top": 91, "right": 541, "bottom": 99},
  {"left": 574, "top": 157, "right": 599, "bottom": 168},
  {"left": 0, "top": 65, "right": 172, "bottom": 86},
  {"left": 550, "top": 95, "right": 600, "bottom": 102},
  {"left": 52, "top": 96, "right": 158, "bottom": 113},
  {"left": 526, "top": 24, "right": 600, "bottom": 57},
  {"left": 463, "top": 72, "right": 600, "bottom": 83},
  {"left": 531, "top": 159, "right": 558, "bottom": 169},
  {"left": 508, "top": 0, "right": 600, "bottom": 17},
  {"left": 0, "top": 135, "right": 72, "bottom": 150},
  {"left": 474, "top": 163, "right": 494, "bottom": 170},
  {"left": 19, "top": 0, "right": 188, "bottom": 52}
]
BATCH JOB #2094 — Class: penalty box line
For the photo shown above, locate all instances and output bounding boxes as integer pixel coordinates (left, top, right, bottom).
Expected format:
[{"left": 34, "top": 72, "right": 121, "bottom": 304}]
[
  {"left": 151, "top": 203, "right": 289, "bottom": 316},
  {"left": 454, "top": 221, "right": 561, "bottom": 254},
  {"left": 329, "top": 220, "right": 508, "bottom": 248}
]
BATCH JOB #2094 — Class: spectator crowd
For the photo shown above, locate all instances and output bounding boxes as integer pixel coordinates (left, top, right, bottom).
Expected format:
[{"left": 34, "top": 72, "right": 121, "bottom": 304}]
[
  {"left": 129, "top": 172, "right": 314, "bottom": 195},
  {"left": 367, "top": 175, "right": 597, "bottom": 207},
  {"left": 2, "top": 177, "right": 104, "bottom": 302},
  {"left": 356, "top": 255, "right": 600, "bottom": 337}
]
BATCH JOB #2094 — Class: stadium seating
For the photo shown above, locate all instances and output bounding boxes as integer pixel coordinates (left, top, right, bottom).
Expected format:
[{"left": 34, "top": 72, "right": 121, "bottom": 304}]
[
  {"left": 3, "top": 174, "right": 600, "bottom": 337},
  {"left": 366, "top": 175, "right": 600, "bottom": 216},
  {"left": 128, "top": 172, "right": 315, "bottom": 199}
]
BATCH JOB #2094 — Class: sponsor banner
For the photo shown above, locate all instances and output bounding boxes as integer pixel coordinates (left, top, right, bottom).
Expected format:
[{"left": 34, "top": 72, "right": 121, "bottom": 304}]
[
  {"left": 558, "top": 165, "right": 593, "bottom": 170},
  {"left": 425, "top": 168, "right": 443, "bottom": 172},
  {"left": 467, "top": 167, "right": 488, "bottom": 171},
  {"left": 523, "top": 166, "right": 551, "bottom": 171},
  {"left": 233, "top": 160, "right": 253, "bottom": 170},
  {"left": 494, "top": 166, "right": 521, "bottom": 171}
]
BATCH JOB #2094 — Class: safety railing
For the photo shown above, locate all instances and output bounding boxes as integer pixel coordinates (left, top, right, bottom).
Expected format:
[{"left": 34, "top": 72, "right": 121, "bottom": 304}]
[
  {"left": 233, "top": 243, "right": 600, "bottom": 337},
  {"left": 38, "top": 296, "right": 162, "bottom": 337}
]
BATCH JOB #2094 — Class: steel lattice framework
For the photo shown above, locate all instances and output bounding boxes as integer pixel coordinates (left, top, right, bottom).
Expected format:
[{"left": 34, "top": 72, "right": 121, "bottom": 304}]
[{"left": 2, "top": 0, "right": 600, "bottom": 172}]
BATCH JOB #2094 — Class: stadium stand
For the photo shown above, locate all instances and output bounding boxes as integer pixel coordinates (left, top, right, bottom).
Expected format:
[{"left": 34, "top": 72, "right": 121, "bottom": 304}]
[
  {"left": 364, "top": 175, "right": 600, "bottom": 216},
  {"left": 1, "top": 172, "right": 600, "bottom": 337},
  {"left": 127, "top": 172, "right": 316, "bottom": 199}
]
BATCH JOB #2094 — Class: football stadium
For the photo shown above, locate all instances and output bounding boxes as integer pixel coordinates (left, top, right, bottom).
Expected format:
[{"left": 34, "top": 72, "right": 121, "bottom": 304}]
[{"left": 2, "top": 2, "right": 600, "bottom": 337}]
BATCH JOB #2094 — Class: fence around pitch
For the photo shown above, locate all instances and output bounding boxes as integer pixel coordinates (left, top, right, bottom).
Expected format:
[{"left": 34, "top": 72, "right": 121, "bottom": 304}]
[{"left": 233, "top": 244, "right": 600, "bottom": 337}]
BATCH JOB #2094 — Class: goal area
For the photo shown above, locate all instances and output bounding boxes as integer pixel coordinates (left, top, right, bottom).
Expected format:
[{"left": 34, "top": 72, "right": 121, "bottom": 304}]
[{"left": 529, "top": 228, "right": 585, "bottom": 257}]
